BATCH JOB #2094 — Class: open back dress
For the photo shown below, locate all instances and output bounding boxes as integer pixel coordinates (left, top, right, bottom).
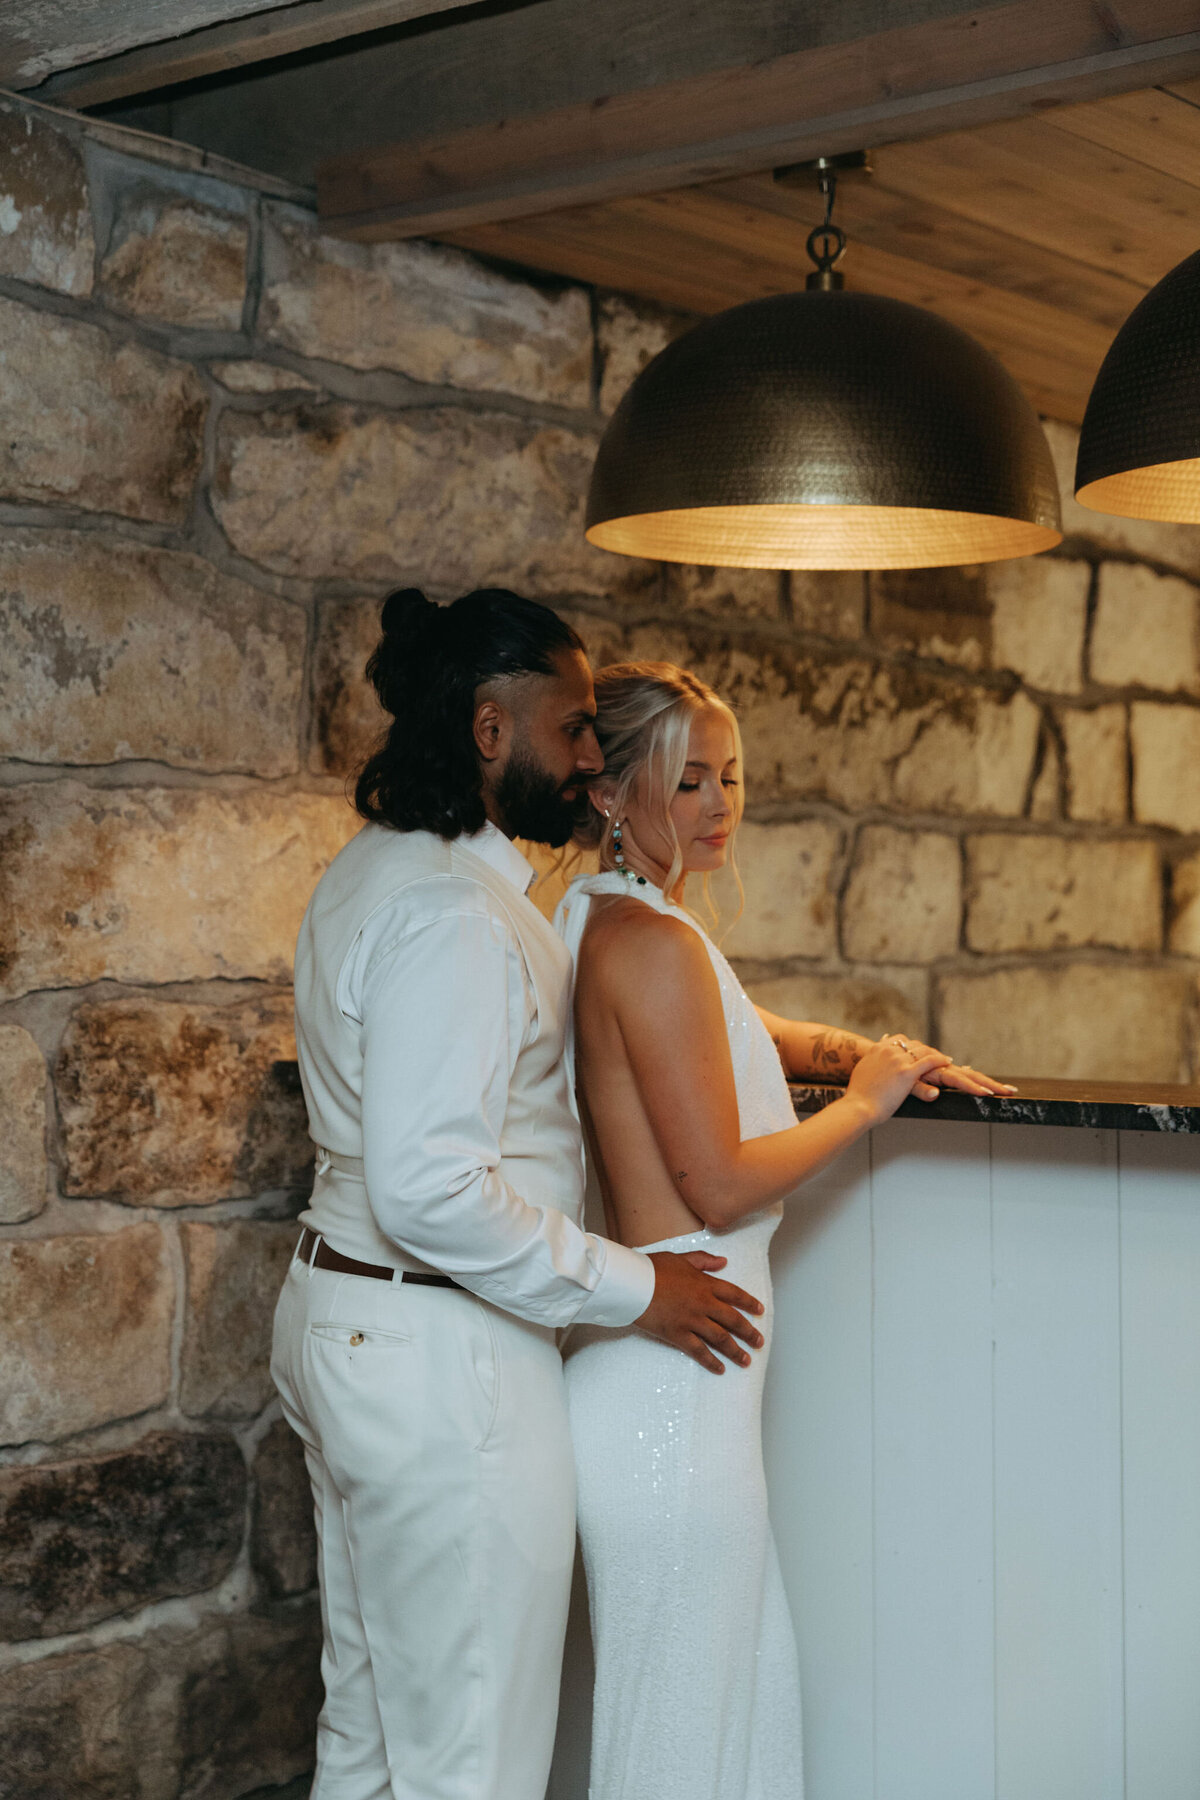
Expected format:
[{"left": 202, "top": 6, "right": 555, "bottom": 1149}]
[{"left": 555, "top": 871, "right": 805, "bottom": 1800}]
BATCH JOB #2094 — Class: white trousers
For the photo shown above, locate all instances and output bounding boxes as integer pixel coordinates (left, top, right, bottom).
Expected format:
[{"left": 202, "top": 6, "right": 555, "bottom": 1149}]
[{"left": 271, "top": 1249, "right": 577, "bottom": 1800}]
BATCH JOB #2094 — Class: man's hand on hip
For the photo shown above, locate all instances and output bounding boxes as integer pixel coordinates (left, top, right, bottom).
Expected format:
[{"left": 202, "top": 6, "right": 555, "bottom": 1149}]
[{"left": 635, "top": 1251, "right": 765, "bottom": 1373}]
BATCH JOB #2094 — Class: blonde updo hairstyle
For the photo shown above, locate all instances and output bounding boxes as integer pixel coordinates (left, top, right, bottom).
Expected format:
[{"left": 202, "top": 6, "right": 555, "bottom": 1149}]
[{"left": 577, "top": 661, "right": 744, "bottom": 928}]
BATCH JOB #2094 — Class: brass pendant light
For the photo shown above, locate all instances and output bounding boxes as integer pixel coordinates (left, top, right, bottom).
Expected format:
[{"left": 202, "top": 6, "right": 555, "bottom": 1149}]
[
  {"left": 586, "top": 162, "right": 1063, "bottom": 570},
  {"left": 1075, "top": 247, "right": 1200, "bottom": 521}
]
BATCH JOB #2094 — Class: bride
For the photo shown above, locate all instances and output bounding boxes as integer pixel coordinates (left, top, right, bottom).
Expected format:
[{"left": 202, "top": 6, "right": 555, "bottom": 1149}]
[{"left": 554, "top": 661, "right": 1014, "bottom": 1800}]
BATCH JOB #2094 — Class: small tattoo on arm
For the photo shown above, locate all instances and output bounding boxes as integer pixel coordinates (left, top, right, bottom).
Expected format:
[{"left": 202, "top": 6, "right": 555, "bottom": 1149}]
[
  {"left": 809, "top": 1030, "right": 861, "bottom": 1078},
  {"left": 676, "top": 1170, "right": 689, "bottom": 1183}
]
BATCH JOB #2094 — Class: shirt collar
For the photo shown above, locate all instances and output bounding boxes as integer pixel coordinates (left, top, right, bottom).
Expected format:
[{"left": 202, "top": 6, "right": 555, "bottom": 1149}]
[{"left": 459, "top": 821, "right": 537, "bottom": 896}]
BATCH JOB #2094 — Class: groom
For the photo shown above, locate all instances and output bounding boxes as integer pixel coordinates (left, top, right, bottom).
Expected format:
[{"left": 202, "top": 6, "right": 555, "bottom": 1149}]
[{"left": 273, "top": 586, "right": 764, "bottom": 1800}]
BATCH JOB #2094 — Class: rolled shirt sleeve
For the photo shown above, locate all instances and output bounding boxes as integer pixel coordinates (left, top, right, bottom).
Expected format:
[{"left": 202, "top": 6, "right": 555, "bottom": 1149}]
[{"left": 356, "top": 901, "right": 655, "bottom": 1329}]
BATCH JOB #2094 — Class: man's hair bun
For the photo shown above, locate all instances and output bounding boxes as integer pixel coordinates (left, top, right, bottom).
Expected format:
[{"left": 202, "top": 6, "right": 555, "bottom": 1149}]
[{"left": 355, "top": 585, "right": 586, "bottom": 838}]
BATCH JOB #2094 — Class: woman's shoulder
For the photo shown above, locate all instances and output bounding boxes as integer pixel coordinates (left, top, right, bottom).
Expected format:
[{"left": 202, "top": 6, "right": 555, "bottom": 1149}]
[{"left": 579, "top": 893, "right": 712, "bottom": 993}]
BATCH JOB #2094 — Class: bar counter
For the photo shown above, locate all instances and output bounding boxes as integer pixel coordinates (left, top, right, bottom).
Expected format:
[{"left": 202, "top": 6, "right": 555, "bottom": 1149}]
[
  {"left": 791, "top": 1074, "right": 1200, "bottom": 1133},
  {"left": 549, "top": 1078, "right": 1200, "bottom": 1800}
]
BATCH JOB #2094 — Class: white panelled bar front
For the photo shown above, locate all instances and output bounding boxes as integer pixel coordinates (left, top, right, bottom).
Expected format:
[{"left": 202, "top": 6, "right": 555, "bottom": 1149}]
[{"left": 550, "top": 1101, "right": 1200, "bottom": 1800}]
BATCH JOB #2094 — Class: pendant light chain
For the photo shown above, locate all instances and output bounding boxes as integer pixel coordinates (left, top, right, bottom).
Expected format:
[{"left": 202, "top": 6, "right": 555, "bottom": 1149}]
[{"left": 805, "top": 161, "right": 846, "bottom": 292}]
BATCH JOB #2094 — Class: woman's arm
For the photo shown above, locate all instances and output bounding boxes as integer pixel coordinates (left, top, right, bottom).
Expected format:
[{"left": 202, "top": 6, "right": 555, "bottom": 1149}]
[
  {"left": 592, "top": 912, "right": 948, "bottom": 1231},
  {"left": 755, "top": 1009, "right": 872, "bottom": 1081},
  {"left": 755, "top": 1006, "right": 1016, "bottom": 1098}
]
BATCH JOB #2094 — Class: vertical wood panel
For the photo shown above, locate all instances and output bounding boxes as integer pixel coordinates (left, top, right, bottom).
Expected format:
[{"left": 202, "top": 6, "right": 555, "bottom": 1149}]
[
  {"left": 870, "top": 1119, "right": 996, "bottom": 1800},
  {"left": 1120, "top": 1133, "right": 1200, "bottom": 1800},
  {"left": 991, "top": 1125, "right": 1124, "bottom": 1800},
  {"left": 767, "top": 1133, "right": 875, "bottom": 1800}
]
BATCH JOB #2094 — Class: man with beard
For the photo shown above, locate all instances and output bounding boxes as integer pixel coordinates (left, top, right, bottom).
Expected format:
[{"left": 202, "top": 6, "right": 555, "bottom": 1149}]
[{"left": 272, "top": 587, "right": 764, "bottom": 1800}]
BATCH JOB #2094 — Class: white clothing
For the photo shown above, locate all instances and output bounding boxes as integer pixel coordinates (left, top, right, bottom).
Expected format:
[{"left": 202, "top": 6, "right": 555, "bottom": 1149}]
[
  {"left": 555, "top": 873, "right": 805, "bottom": 1800},
  {"left": 276, "top": 824, "right": 655, "bottom": 1800},
  {"left": 272, "top": 1253, "right": 575, "bottom": 1800},
  {"left": 294, "top": 820, "right": 652, "bottom": 1325}
]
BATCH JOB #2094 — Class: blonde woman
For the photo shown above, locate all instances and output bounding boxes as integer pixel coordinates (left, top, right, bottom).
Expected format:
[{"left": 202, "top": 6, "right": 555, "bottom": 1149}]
[{"left": 554, "top": 662, "right": 1014, "bottom": 1800}]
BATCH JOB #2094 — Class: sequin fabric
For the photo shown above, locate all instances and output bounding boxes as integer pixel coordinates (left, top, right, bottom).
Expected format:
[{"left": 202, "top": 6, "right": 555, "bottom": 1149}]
[{"left": 555, "top": 875, "right": 804, "bottom": 1800}]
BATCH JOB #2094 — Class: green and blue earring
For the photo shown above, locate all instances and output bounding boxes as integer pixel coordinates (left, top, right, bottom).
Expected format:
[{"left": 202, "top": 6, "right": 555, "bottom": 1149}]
[{"left": 611, "top": 818, "right": 646, "bottom": 886}]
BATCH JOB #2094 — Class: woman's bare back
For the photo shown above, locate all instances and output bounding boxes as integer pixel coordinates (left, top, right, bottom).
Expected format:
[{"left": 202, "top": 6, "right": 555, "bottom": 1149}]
[{"left": 573, "top": 893, "right": 707, "bottom": 1248}]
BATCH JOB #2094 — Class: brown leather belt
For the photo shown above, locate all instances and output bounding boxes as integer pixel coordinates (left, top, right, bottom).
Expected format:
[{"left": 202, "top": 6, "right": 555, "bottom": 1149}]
[{"left": 297, "top": 1227, "right": 461, "bottom": 1289}]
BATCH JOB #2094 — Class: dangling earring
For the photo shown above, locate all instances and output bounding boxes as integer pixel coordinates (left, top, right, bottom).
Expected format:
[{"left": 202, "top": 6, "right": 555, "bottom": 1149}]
[{"left": 611, "top": 817, "right": 646, "bottom": 886}]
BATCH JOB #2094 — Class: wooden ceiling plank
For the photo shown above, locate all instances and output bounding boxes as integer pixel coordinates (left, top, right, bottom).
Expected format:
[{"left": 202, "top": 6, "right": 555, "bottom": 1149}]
[
  {"left": 1161, "top": 75, "right": 1200, "bottom": 104},
  {"left": 28, "top": 0, "right": 478, "bottom": 109},
  {"left": 1037, "top": 85, "right": 1200, "bottom": 186},
  {"left": 316, "top": 1, "right": 1200, "bottom": 238},
  {"left": 444, "top": 213, "right": 769, "bottom": 317},
  {"left": 622, "top": 189, "right": 1109, "bottom": 372},
  {"left": 869, "top": 115, "right": 1200, "bottom": 290},
  {"left": 714, "top": 172, "right": 1147, "bottom": 332}
]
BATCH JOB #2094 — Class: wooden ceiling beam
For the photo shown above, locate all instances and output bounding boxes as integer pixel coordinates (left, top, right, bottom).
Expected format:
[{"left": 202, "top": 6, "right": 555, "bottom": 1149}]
[
  {"left": 22, "top": 0, "right": 479, "bottom": 109},
  {"left": 317, "top": 0, "right": 1200, "bottom": 240}
]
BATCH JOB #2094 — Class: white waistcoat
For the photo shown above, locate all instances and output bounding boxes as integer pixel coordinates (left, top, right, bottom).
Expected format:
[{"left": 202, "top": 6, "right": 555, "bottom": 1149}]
[{"left": 294, "top": 824, "right": 585, "bottom": 1268}]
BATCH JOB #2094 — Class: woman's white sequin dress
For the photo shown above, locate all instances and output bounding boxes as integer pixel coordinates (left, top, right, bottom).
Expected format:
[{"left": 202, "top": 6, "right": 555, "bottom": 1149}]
[{"left": 555, "top": 873, "right": 805, "bottom": 1800}]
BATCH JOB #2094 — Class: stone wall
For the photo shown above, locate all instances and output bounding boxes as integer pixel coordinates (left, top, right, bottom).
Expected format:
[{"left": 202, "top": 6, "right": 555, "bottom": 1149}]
[{"left": 2, "top": 86, "right": 1200, "bottom": 1799}]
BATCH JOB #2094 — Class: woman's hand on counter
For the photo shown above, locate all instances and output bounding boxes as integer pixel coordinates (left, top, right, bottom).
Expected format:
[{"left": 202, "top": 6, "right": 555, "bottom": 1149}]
[
  {"left": 846, "top": 1038, "right": 954, "bottom": 1125},
  {"left": 889, "top": 1037, "right": 1018, "bottom": 1099}
]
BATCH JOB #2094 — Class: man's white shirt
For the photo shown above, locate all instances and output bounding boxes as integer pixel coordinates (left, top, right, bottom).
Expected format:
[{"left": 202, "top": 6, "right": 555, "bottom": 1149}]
[{"left": 296, "top": 820, "right": 655, "bottom": 1329}]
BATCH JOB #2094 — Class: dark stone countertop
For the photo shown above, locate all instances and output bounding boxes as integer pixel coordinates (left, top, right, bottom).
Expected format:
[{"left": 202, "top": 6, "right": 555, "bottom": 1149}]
[{"left": 790, "top": 1077, "right": 1200, "bottom": 1134}]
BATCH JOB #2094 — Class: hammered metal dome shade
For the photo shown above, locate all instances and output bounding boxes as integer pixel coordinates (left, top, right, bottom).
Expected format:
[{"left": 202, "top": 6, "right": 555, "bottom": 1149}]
[
  {"left": 1076, "top": 247, "right": 1200, "bottom": 521},
  {"left": 586, "top": 291, "right": 1062, "bottom": 570}
]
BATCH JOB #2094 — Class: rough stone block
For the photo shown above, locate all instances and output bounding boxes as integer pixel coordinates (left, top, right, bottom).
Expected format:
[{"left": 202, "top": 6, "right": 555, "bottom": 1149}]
[
  {"left": 1091, "top": 562, "right": 1200, "bottom": 694},
  {"left": 588, "top": 626, "right": 1043, "bottom": 818},
  {"left": 178, "top": 1605, "right": 321, "bottom": 1800},
  {"left": 842, "top": 826, "right": 961, "bottom": 964},
  {"left": 1046, "top": 418, "right": 1200, "bottom": 579},
  {"left": 0, "top": 296, "right": 205, "bottom": 524},
  {"left": 596, "top": 291, "right": 692, "bottom": 415},
  {"left": 252, "top": 1418, "right": 317, "bottom": 1599},
  {"left": 0, "top": 782, "right": 359, "bottom": 1000},
  {"left": 181, "top": 1221, "right": 300, "bottom": 1420},
  {"left": 705, "top": 645, "right": 1040, "bottom": 815},
  {"left": 936, "top": 963, "right": 1194, "bottom": 1081},
  {"left": 790, "top": 569, "right": 866, "bottom": 641},
  {"left": 1060, "top": 704, "right": 1128, "bottom": 822},
  {"left": 0, "top": 1637, "right": 171, "bottom": 1800},
  {"left": 310, "top": 594, "right": 387, "bottom": 777},
  {"left": 98, "top": 187, "right": 248, "bottom": 330},
  {"left": 261, "top": 203, "right": 592, "bottom": 405},
  {"left": 0, "top": 1604, "right": 320, "bottom": 1800},
  {"left": 665, "top": 564, "right": 780, "bottom": 620},
  {"left": 0, "top": 1431, "right": 246, "bottom": 1639},
  {"left": 213, "top": 400, "right": 656, "bottom": 599},
  {"left": 746, "top": 968, "right": 928, "bottom": 1042},
  {"left": 57, "top": 995, "right": 310, "bottom": 1206},
  {"left": 989, "top": 556, "right": 1090, "bottom": 694},
  {"left": 1169, "top": 850, "right": 1200, "bottom": 956},
  {"left": 868, "top": 564, "right": 990, "bottom": 670},
  {"left": 0, "top": 529, "right": 305, "bottom": 773},
  {"left": 723, "top": 819, "right": 842, "bottom": 961},
  {"left": 0, "top": 1225, "right": 172, "bottom": 1445},
  {"left": 0, "top": 104, "right": 93, "bottom": 295},
  {"left": 965, "top": 834, "right": 1162, "bottom": 953},
  {"left": 1130, "top": 703, "right": 1200, "bottom": 832},
  {"left": 0, "top": 1024, "right": 47, "bottom": 1224}
]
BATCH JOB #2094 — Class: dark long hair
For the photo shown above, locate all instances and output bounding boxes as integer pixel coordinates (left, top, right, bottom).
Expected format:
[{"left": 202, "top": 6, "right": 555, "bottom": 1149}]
[{"left": 354, "top": 587, "right": 586, "bottom": 836}]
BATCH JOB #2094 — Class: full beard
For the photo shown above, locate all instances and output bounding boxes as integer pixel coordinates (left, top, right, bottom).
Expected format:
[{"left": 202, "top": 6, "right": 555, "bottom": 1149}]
[{"left": 494, "top": 748, "right": 588, "bottom": 848}]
